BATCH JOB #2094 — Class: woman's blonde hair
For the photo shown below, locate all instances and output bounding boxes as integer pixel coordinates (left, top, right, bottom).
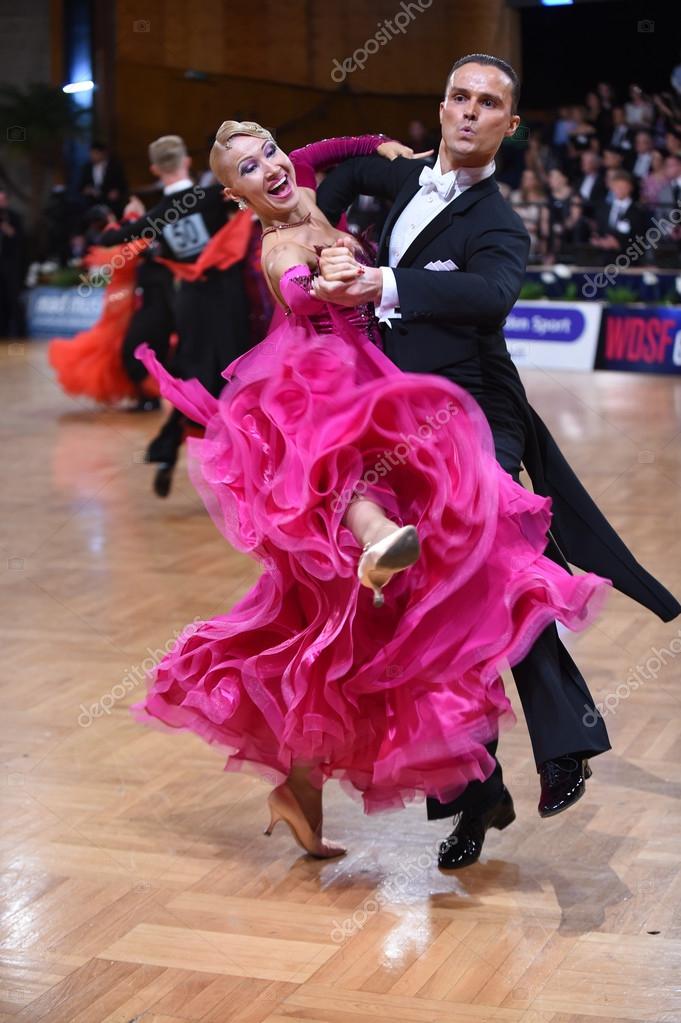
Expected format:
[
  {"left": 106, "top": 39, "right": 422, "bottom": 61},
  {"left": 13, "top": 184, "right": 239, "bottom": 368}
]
[{"left": 209, "top": 120, "right": 274, "bottom": 182}]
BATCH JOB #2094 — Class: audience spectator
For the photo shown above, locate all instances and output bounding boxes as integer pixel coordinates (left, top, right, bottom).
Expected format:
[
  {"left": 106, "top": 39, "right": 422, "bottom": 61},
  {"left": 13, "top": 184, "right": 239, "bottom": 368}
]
[
  {"left": 665, "top": 130, "right": 681, "bottom": 157},
  {"left": 560, "top": 196, "right": 594, "bottom": 259},
  {"left": 510, "top": 169, "right": 547, "bottom": 261},
  {"left": 607, "top": 107, "right": 634, "bottom": 154},
  {"left": 596, "top": 82, "right": 616, "bottom": 117},
  {"left": 591, "top": 171, "right": 650, "bottom": 258},
  {"left": 541, "top": 168, "right": 574, "bottom": 261},
  {"left": 657, "top": 154, "right": 681, "bottom": 211},
  {"left": 567, "top": 106, "right": 598, "bottom": 152},
  {"left": 584, "top": 91, "right": 602, "bottom": 127},
  {"left": 624, "top": 85, "right": 654, "bottom": 129},
  {"left": 602, "top": 147, "right": 626, "bottom": 179},
  {"left": 640, "top": 150, "right": 670, "bottom": 205},
  {"left": 78, "top": 141, "right": 128, "bottom": 216},
  {"left": 552, "top": 106, "right": 576, "bottom": 151},
  {"left": 653, "top": 93, "right": 681, "bottom": 135},
  {"left": 575, "top": 151, "right": 607, "bottom": 213},
  {"left": 406, "top": 118, "right": 439, "bottom": 155},
  {"left": 0, "top": 189, "right": 26, "bottom": 337},
  {"left": 523, "top": 134, "right": 554, "bottom": 185},
  {"left": 585, "top": 90, "right": 613, "bottom": 145},
  {"left": 630, "top": 130, "right": 655, "bottom": 180}
]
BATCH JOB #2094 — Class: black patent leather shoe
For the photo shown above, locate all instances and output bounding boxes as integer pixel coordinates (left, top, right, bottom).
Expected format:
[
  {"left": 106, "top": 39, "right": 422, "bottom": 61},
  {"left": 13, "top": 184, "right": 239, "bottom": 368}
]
[
  {"left": 438, "top": 787, "right": 516, "bottom": 870},
  {"left": 538, "top": 756, "right": 592, "bottom": 818}
]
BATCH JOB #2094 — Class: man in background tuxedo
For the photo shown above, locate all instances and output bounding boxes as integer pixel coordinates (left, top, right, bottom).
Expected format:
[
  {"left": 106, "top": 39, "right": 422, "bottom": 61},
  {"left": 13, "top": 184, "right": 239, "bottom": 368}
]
[
  {"left": 658, "top": 153, "right": 681, "bottom": 211},
  {"left": 607, "top": 107, "right": 633, "bottom": 156},
  {"left": 576, "top": 151, "right": 607, "bottom": 215},
  {"left": 97, "top": 134, "right": 251, "bottom": 496},
  {"left": 629, "top": 130, "right": 655, "bottom": 182},
  {"left": 591, "top": 170, "right": 650, "bottom": 257},
  {"left": 314, "top": 54, "right": 680, "bottom": 869},
  {"left": 79, "top": 141, "right": 128, "bottom": 216},
  {"left": 656, "top": 154, "right": 681, "bottom": 255}
]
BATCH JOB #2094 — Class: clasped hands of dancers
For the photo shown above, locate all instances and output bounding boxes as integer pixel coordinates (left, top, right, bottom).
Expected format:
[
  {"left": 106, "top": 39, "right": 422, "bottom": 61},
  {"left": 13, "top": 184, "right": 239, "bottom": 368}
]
[{"left": 133, "top": 54, "right": 680, "bottom": 868}]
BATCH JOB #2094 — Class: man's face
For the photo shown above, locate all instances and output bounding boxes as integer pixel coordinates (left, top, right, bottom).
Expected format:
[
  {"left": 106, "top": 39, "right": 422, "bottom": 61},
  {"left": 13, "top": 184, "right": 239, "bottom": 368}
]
[
  {"left": 665, "top": 157, "right": 681, "bottom": 181},
  {"left": 409, "top": 120, "right": 426, "bottom": 142},
  {"left": 612, "top": 179, "right": 632, "bottom": 201},
  {"left": 439, "top": 62, "right": 519, "bottom": 170}
]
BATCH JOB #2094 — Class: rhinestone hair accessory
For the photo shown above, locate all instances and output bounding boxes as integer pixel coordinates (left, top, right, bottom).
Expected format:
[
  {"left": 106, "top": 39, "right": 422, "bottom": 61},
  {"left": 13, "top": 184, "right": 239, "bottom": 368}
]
[{"left": 214, "top": 120, "right": 274, "bottom": 151}]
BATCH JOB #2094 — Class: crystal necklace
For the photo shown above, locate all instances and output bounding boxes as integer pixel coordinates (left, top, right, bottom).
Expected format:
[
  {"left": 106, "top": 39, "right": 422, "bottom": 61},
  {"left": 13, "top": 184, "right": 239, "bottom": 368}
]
[{"left": 261, "top": 211, "right": 312, "bottom": 238}]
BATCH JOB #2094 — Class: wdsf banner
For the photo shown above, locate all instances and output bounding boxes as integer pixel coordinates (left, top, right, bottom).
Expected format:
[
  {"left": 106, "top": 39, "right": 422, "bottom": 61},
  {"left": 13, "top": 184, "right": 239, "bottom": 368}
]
[
  {"left": 596, "top": 306, "right": 681, "bottom": 375},
  {"left": 505, "top": 302, "right": 602, "bottom": 371}
]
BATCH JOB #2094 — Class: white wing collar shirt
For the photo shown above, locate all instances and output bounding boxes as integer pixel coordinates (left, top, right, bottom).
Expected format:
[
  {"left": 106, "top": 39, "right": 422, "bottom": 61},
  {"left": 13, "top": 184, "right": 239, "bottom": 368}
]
[
  {"left": 164, "top": 177, "right": 194, "bottom": 195},
  {"left": 377, "top": 156, "right": 496, "bottom": 323}
]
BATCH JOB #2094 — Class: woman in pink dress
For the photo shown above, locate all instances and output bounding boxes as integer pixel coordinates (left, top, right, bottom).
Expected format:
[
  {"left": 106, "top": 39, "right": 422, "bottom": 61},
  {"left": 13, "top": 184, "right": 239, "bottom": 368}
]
[{"left": 135, "top": 122, "right": 609, "bottom": 858}]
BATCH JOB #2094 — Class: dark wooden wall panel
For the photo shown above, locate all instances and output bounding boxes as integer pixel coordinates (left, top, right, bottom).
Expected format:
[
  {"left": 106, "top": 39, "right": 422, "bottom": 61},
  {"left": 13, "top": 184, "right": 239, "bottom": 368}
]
[{"left": 111, "top": 0, "right": 520, "bottom": 187}]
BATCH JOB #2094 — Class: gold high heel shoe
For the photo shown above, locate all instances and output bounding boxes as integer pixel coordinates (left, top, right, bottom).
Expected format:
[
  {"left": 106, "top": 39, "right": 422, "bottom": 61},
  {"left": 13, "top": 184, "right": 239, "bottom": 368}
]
[
  {"left": 264, "top": 783, "right": 346, "bottom": 859},
  {"left": 357, "top": 525, "right": 421, "bottom": 607}
]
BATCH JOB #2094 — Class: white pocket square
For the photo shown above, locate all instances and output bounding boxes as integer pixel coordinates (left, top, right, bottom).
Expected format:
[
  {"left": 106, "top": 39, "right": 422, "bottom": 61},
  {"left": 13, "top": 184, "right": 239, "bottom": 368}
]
[{"left": 424, "top": 259, "right": 458, "bottom": 271}]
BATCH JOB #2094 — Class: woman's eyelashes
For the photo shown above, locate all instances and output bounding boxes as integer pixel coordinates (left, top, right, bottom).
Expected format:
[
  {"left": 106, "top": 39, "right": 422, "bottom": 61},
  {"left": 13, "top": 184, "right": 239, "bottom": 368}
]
[{"left": 239, "top": 144, "right": 278, "bottom": 176}]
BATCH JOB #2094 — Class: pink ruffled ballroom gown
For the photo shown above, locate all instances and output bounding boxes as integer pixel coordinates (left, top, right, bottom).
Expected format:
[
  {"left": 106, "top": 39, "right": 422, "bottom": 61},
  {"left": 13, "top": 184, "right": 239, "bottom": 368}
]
[
  {"left": 135, "top": 258, "right": 609, "bottom": 813},
  {"left": 133, "top": 135, "right": 610, "bottom": 814}
]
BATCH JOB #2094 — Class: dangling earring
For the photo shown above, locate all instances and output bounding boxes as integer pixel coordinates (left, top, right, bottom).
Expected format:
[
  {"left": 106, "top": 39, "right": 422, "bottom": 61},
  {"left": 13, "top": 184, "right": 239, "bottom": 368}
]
[{"left": 236, "top": 198, "right": 248, "bottom": 210}]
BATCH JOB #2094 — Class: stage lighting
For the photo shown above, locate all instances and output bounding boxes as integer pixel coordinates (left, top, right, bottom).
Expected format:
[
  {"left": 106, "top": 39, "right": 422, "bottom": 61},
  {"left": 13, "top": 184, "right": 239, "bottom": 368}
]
[{"left": 62, "top": 80, "right": 94, "bottom": 94}]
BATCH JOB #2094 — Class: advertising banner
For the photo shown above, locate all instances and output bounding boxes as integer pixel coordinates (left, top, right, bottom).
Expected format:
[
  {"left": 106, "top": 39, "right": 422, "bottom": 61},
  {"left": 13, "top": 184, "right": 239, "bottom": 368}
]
[
  {"left": 506, "top": 301, "right": 602, "bottom": 371},
  {"left": 26, "top": 287, "right": 104, "bottom": 339},
  {"left": 596, "top": 306, "right": 681, "bottom": 375}
]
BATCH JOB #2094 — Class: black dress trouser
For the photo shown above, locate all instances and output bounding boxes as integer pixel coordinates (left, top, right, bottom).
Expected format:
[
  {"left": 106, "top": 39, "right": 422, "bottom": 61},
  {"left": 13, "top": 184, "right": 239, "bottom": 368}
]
[
  {"left": 145, "top": 266, "right": 251, "bottom": 467},
  {"left": 426, "top": 424, "right": 611, "bottom": 820},
  {"left": 121, "top": 282, "right": 174, "bottom": 384}
]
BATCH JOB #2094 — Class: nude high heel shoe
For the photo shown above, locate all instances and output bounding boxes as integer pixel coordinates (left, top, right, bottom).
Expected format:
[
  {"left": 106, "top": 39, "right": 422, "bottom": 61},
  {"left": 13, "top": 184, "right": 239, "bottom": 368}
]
[
  {"left": 357, "top": 525, "right": 421, "bottom": 607},
  {"left": 264, "top": 784, "right": 346, "bottom": 859}
]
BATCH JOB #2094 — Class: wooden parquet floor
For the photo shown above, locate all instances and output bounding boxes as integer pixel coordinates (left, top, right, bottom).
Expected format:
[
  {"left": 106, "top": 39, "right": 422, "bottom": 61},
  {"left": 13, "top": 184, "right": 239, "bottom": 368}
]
[{"left": 2, "top": 338, "right": 681, "bottom": 1023}]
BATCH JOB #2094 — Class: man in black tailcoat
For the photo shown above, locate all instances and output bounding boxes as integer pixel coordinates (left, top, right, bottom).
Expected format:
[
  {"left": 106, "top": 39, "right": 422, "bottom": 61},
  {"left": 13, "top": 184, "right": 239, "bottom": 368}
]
[
  {"left": 96, "top": 134, "right": 251, "bottom": 496},
  {"left": 313, "top": 54, "right": 680, "bottom": 868}
]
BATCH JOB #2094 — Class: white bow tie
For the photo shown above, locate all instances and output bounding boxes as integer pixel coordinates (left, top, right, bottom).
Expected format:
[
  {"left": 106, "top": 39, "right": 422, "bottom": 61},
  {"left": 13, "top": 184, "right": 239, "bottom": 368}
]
[{"left": 418, "top": 164, "right": 457, "bottom": 201}]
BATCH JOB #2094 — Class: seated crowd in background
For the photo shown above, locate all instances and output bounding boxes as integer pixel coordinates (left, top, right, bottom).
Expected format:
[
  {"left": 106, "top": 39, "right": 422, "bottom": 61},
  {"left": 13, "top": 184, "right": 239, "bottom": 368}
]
[{"left": 488, "top": 80, "right": 681, "bottom": 265}]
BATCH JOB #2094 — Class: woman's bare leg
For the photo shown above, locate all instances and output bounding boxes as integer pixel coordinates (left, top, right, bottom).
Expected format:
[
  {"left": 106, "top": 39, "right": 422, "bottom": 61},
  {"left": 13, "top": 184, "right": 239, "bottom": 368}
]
[
  {"left": 287, "top": 763, "right": 323, "bottom": 834},
  {"left": 343, "top": 498, "right": 400, "bottom": 548}
]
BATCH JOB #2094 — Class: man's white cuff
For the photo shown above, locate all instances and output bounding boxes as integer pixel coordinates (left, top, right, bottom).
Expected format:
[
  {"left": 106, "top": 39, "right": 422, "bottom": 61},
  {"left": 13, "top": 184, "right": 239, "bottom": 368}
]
[{"left": 376, "top": 267, "right": 400, "bottom": 323}]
